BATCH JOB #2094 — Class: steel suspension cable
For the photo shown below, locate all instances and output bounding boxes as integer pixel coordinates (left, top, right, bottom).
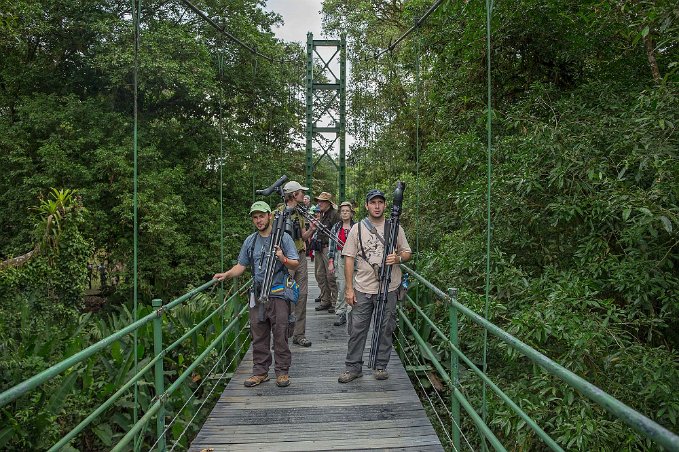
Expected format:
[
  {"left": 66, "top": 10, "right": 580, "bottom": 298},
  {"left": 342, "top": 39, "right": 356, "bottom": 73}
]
[
  {"left": 251, "top": 58, "right": 258, "bottom": 202},
  {"left": 131, "top": 0, "right": 141, "bottom": 433},
  {"left": 482, "top": 0, "right": 495, "bottom": 429},
  {"left": 396, "top": 336, "right": 456, "bottom": 450},
  {"left": 219, "top": 52, "right": 224, "bottom": 273},
  {"left": 415, "top": 29, "right": 421, "bottom": 277},
  {"left": 394, "top": 331, "right": 475, "bottom": 451},
  {"left": 148, "top": 321, "right": 249, "bottom": 450},
  {"left": 169, "top": 330, "right": 250, "bottom": 451},
  {"left": 373, "top": 0, "right": 446, "bottom": 60},
  {"left": 179, "top": 0, "right": 274, "bottom": 63}
]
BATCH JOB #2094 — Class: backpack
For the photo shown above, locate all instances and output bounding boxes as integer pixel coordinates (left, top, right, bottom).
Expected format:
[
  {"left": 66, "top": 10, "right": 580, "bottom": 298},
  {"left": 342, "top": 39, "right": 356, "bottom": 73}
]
[{"left": 246, "top": 232, "right": 300, "bottom": 304}]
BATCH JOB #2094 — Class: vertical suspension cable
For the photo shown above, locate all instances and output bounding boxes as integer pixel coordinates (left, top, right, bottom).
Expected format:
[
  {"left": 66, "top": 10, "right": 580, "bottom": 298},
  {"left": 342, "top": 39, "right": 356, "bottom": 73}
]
[
  {"left": 219, "top": 53, "right": 225, "bottom": 276},
  {"left": 131, "top": 0, "right": 141, "bottom": 431},
  {"left": 251, "top": 58, "right": 258, "bottom": 202},
  {"left": 415, "top": 29, "right": 421, "bottom": 274},
  {"left": 482, "top": 0, "right": 494, "bottom": 430}
]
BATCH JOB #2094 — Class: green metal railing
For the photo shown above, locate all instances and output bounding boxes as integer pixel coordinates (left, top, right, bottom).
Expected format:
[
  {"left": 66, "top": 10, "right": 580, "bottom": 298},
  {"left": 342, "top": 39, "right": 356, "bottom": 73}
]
[
  {"left": 0, "top": 278, "right": 252, "bottom": 451},
  {"left": 398, "top": 264, "right": 679, "bottom": 452}
]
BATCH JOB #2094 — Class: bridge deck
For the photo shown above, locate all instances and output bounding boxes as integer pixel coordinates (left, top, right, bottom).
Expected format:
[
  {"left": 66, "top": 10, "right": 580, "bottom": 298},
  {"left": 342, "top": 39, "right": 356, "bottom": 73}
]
[{"left": 190, "top": 261, "right": 443, "bottom": 451}]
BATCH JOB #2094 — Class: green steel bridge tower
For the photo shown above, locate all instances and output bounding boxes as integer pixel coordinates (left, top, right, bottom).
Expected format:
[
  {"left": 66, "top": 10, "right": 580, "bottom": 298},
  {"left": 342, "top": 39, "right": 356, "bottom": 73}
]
[{"left": 305, "top": 33, "right": 346, "bottom": 201}]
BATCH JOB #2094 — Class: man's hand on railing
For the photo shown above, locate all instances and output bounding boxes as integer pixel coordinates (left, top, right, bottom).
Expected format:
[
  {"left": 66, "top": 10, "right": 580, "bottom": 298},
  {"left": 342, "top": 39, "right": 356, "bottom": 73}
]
[{"left": 213, "top": 272, "right": 228, "bottom": 282}]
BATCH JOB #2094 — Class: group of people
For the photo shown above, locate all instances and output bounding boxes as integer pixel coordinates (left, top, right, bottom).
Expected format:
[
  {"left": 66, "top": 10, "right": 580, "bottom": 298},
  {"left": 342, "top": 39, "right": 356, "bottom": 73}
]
[{"left": 213, "top": 180, "right": 411, "bottom": 388}]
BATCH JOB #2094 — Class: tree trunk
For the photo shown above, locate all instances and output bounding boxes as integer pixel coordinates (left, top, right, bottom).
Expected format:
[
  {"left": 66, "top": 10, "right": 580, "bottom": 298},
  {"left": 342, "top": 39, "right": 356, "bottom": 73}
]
[
  {"left": 0, "top": 248, "right": 37, "bottom": 271},
  {"left": 643, "top": 34, "right": 662, "bottom": 83}
]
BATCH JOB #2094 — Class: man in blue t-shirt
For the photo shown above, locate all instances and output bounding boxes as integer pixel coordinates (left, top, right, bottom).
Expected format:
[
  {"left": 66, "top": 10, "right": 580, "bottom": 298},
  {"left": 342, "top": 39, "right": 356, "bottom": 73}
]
[{"left": 214, "top": 201, "right": 299, "bottom": 388}]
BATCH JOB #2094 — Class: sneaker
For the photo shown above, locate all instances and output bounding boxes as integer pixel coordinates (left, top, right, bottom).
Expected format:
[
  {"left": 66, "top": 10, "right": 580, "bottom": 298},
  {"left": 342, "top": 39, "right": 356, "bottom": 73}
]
[
  {"left": 333, "top": 313, "right": 346, "bottom": 326},
  {"left": 374, "top": 369, "right": 389, "bottom": 380},
  {"left": 244, "top": 374, "right": 270, "bottom": 387},
  {"left": 338, "top": 370, "right": 363, "bottom": 383},
  {"left": 293, "top": 337, "right": 312, "bottom": 347},
  {"left": 276, "top": 375, "right": 290, "bottom": 387},
  {"left": 314, "top": 296, "right": 321, "bottom": 303},
  {"left": 327, "top": 307, "right": 336, "bottom": 314},
  {"left": 315, "top": 303, "right": 331, "bottom": 311}
]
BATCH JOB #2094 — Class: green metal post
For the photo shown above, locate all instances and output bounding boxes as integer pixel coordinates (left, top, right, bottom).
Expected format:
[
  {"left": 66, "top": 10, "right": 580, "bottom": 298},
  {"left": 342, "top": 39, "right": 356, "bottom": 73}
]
[
  {"left": 305, "top": 32, "right": 314, "bottom": 196},
  {"left": 449, "top": 288, "right": 461, "bottom": 452},
  {"left": 231, "top": 273, "right": 241, "bottom": 372},
  {"left": 152, "top": 299, "right": 166, "bottom": 451},
  {"left": 397, "top": 295, "right": 405, "bottom": 361},
  {"left": 339, "top": 34, "right": 346, "bottom": 201}
]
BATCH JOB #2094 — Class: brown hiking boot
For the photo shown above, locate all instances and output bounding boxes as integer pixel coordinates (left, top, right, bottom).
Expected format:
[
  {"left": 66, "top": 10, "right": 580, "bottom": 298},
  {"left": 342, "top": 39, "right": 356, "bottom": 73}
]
[
  {"left": 374, "top": 369, "right": 389, "bottom": 380},
  {"left": 293, "top": 337, "right": 312, "bottom": 347},
  {"left": 276, "top": 375, "right": 290, "bottom": 387},
  {"left": 244, "top": 374, "right": 270, "bottom": 387},
  {"left": 338, "top": 370, "right": 363, "bottom": 383}
]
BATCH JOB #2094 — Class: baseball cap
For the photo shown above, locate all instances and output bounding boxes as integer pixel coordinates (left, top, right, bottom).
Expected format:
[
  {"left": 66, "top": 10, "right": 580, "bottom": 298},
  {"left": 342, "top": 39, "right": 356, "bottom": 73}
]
[
  {"left": 365, "top": 189, "right": 386, "bottom": 203},
  {"left": 283, "top": 180, "right": 309, "bottom": 194},
  {"left": 249, "top": 201, "right": 271, "bottom": 215}
]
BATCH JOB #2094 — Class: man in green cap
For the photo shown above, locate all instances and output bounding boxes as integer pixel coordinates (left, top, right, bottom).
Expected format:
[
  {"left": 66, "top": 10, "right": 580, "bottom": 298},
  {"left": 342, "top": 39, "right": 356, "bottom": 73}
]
[{"left": 214, "top": 201, "right": 299, "bottom": 388}]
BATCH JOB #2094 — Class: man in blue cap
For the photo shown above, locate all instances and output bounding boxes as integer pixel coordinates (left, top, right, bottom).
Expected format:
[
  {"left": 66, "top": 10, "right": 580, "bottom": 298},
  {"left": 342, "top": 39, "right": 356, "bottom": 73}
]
[
  {"left": 338, "top": 189, "right": 412, "bottom": 383},
  {"left": 214, "top": 201, "right": 299, "bottom": 388}
]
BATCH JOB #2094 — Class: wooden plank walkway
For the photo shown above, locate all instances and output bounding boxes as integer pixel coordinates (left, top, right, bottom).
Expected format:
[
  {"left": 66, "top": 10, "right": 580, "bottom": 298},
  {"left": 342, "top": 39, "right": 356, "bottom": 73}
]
[{"left": 190, "top": 261, "right": 443, "bottom": 451}]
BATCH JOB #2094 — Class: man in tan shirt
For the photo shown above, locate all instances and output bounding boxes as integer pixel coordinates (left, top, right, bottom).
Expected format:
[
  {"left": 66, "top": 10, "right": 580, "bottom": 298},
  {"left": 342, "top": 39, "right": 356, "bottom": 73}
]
[{"left": 338, "top": 189, "right": 412, "bottom": 382}]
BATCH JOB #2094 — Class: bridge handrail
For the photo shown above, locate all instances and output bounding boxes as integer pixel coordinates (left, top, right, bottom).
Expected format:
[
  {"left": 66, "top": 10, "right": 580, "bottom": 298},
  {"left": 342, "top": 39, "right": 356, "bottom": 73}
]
[
  {"left": 111, "top": 304, "right": 247, "bottom": 451},
  {"left": 400, "top": 263, "right": 679, "bottom": 451},
  {"left": 0, "top": 278, "right": 252, "bottom": 450},
  {"left": 401, "top": 295, "right": 562, "bottom": 451}
]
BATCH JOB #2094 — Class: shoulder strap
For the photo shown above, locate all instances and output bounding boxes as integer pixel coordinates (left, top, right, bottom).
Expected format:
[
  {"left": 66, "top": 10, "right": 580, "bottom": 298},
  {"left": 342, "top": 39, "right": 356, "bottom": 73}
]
[
  {"left": 361, "top": 218, "right": 386, "bottom": 246},
  {"left": 246, "top": 232, "right": 259, "bottom": 267},
  {"left": 358, "top": 221, "right": 368, "bottom": 261}
]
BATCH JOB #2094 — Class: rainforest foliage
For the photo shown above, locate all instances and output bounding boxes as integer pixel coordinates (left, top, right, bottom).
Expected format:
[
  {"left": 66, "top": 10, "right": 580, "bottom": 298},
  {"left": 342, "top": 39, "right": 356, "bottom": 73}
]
[
  {"left": 1, "top": 0, "right": 678, "bottom": 450},
  {"left": 323, "top": 0, "right": 678, "bottom": 449},
  {"left": 0, "top": 0, "right": 311, "bottom": 449}
]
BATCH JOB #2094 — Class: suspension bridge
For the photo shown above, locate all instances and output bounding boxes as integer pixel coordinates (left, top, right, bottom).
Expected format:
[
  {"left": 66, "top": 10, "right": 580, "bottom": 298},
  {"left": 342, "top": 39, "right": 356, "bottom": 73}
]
[
  {"left": 190, "top": 263, "right": 443, "bottom": 451},
  {"left": 1, "top": 0, "right": 678, "bottom": 451}
]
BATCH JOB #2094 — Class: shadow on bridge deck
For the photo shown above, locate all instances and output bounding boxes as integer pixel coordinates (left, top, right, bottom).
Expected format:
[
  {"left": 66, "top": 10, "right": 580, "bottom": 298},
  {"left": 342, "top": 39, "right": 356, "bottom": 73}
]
[{"left": 190, "top": 261, "right": 443, "bottom": 451}]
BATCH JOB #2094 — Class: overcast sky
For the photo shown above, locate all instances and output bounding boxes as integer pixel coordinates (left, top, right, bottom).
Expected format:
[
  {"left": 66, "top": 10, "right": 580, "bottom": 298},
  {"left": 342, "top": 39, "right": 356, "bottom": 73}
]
[
  {"left": 265, "top": 0, "right": 325, "bottom": 43},
  {"left": 264, "top": 1, "right": 352, "bottom": 153}
]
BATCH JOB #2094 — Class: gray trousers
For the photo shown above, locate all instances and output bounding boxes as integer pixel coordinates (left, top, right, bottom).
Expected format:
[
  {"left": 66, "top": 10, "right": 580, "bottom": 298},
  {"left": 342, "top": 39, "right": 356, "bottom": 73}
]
[
  {"left": 332, "top": 255, "right": 349, "bottom": 315},
  {"left": 290, "top": 252, "right": 308, "bottom": 340},
  {"left": 249, "top": 297, "right": 291, "bottom": 377},
  {"left": 345, "top": 289, "right": 398, "bottom": 373},
  {"left": 314, "top": 246, "right": 337, "bottom": 306}
]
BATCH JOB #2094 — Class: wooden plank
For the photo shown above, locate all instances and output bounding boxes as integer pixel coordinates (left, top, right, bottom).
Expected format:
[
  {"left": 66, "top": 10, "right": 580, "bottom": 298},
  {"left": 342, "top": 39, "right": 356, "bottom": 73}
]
[
  {"left": 189, "top": 262, "right": 443, "bottom": 451},
  {"left": 193, "top": 426, "right": 437, "bottom": 443},
  {"left": 218, "top": 388, "right": 418, "bottom": 403},
  {"left": 201, "top": 403, "right": 428, "bottom": 424},
  {"left": 190, "top": 435, "right": 443, "bottom": 452},
  {"left": 196, "top": 418, "right": 434, "bottom": 434}
]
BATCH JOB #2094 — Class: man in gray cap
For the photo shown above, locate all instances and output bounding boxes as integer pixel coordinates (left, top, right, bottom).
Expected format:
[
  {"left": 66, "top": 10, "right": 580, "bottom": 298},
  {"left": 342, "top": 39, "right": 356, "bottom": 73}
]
[
  {"left": 338, "top": 188, "right": 411, "bottom": 383},
  {"left": 274, "top": 180, "right": 315, "bottom": 347}
]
